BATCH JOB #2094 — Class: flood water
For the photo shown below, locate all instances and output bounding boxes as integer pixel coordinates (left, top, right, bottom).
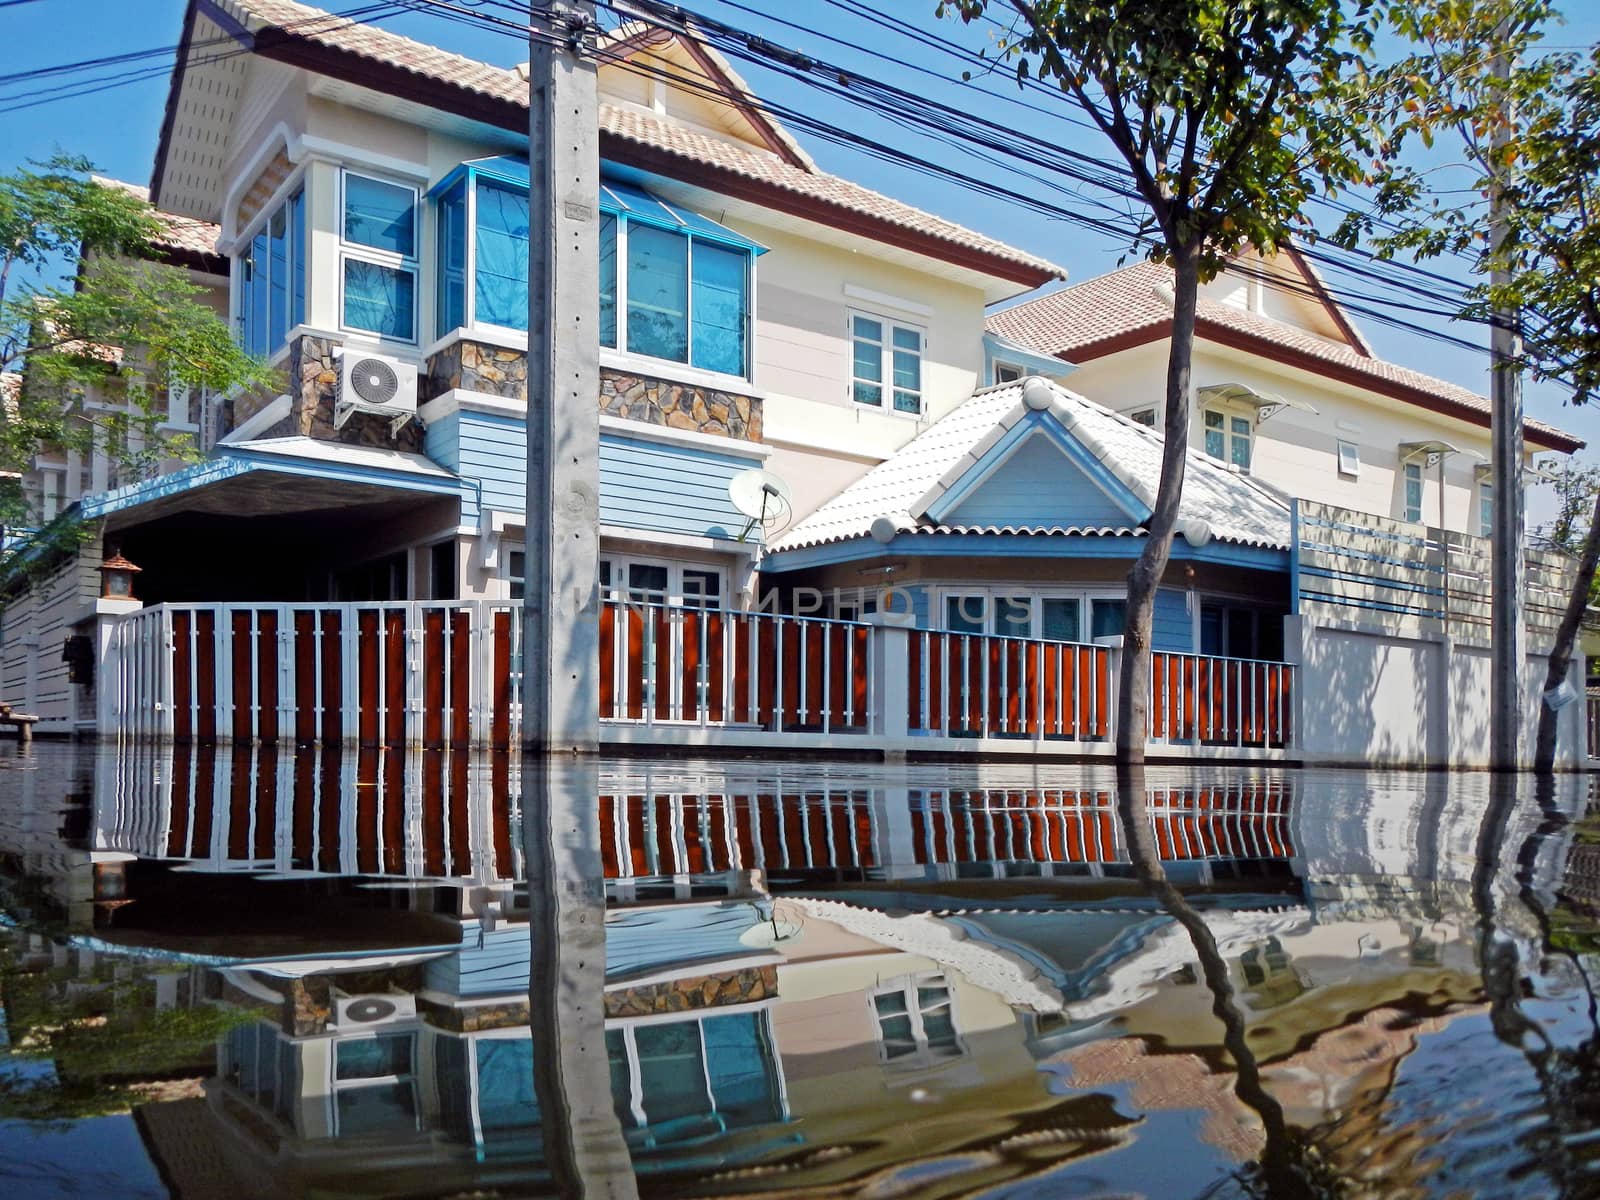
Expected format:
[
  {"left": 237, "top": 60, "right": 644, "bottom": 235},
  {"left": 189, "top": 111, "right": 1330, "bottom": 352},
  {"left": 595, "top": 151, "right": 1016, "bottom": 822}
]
[{"left": 0, "top": 745, "right": 1595, "bottom": 1198}]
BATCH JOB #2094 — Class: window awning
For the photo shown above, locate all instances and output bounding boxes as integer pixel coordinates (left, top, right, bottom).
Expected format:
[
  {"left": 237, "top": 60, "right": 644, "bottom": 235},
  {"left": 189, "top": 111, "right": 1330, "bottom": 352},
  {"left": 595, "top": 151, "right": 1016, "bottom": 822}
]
[
  {"left": 431, "top": 157, "right": 767, "bottom": 255},
  {"left": 1198, "top": 382, "right": 1318, "bottom": 420},
  {"left": 1399, "top": 438, "right": 1465, "bottom": 465}
]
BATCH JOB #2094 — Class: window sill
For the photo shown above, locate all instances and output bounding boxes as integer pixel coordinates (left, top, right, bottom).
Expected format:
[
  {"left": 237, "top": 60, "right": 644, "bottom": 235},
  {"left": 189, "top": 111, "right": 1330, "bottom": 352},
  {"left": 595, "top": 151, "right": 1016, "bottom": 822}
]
[
  {"left": 852, "top": 400, "right": 926, "bottom": 422},
  {"left": 599, "top": 349, "right": 764, "bottom": 400}
]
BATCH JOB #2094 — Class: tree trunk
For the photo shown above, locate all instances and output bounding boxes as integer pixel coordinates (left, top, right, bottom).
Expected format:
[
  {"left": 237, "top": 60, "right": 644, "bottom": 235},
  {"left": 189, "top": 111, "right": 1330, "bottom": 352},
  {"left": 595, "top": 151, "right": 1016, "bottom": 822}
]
[
  {"left": 1115, "top": 246, "right": 1201, "bottom": 762},
  {"left": 1534, "top": 488, "right": 1600, "bottom": 771}
]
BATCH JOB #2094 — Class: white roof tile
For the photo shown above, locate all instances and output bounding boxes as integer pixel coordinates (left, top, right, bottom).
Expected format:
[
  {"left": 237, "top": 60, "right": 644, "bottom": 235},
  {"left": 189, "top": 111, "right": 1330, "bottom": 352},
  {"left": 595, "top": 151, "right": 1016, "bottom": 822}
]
[{"left": 770, "top": 378, "right": 1291, "bottom": 554}]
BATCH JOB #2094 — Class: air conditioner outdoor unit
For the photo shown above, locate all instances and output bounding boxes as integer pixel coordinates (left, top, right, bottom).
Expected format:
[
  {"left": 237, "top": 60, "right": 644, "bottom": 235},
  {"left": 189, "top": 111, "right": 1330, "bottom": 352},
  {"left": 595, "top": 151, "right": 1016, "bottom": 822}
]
[
  {"left": 332, "top": 991, "right": 418, "bottom": 1029},
  {"left": 334, "top": 349, "right": 418, "bottom": 436}
]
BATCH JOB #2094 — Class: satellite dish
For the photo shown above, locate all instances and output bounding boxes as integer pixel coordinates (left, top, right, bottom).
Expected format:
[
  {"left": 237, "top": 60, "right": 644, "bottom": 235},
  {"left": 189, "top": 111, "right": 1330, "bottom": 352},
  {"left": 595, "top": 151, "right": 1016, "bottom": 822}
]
[{"left": 729, "top": 468, "right": 793, "bottom": 542}]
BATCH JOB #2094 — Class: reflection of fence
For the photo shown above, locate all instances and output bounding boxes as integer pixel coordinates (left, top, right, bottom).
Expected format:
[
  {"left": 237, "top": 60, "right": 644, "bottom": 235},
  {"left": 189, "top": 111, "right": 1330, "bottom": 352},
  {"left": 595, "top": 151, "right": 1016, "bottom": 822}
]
[
  {"left": 1148, "top": 652, "right": 1293, "bottom": 749},
  {"left": 907, "top": 631, "right": 1111, "bottom": 740},
  {"left": 1294, "top": 499, "right": 1575, "bottom": 644},
  {"left": 108, "top": 602, "right": 522, "bottom": 748},
  {"left": 598, "top": 599, "right": 871, "bottom": 733}
]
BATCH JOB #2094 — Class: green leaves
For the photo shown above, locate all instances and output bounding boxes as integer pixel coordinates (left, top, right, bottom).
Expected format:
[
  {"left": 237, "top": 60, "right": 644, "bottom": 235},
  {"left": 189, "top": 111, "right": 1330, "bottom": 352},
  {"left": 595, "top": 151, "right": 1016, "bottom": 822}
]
[{"left": 0, "top": 157, "right": 276, "bottom": 543}]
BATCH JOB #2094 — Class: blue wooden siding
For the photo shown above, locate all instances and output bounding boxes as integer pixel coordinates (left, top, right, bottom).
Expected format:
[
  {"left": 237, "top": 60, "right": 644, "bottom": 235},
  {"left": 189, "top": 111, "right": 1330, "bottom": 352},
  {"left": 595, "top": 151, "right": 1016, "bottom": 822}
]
[
  {"left": 425, "top": 409, "right": 754, "bottom": 539},
  {"left": 423, "top": 902, "right": 771, "bottom": 998},
  {"left": 944, "top": 431, "right": 1134, "bottom": 529},
  {"left": 1152, "top": 587, "right": 1194, "bottom": 652}
]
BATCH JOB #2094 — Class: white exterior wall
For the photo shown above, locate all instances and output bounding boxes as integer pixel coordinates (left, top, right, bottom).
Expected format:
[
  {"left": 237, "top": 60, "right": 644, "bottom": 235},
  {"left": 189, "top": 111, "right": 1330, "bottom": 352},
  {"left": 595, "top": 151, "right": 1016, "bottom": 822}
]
[
  {"left": 1064, "top": 339, "right": 1526, "bottom": 537},
  {"left": 1287, "top": 614, "right": 1586, "bottom": 769}
]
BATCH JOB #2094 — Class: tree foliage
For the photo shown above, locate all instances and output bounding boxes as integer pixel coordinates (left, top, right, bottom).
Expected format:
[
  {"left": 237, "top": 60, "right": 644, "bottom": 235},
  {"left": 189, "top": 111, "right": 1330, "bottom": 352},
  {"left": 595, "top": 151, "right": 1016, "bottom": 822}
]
[
  {"left": 0, "top": 155, "right": 274, "bottom": 543},
  {"left": 938, "top": 0, "right": 1384, "bottom": 760}
]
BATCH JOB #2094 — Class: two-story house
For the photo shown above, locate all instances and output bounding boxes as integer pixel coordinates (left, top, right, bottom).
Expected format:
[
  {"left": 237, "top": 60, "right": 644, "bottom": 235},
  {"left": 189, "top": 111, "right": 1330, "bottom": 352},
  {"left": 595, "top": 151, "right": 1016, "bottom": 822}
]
[{"left": 43, "top": 0, "right": 1059, "bottom": 623}]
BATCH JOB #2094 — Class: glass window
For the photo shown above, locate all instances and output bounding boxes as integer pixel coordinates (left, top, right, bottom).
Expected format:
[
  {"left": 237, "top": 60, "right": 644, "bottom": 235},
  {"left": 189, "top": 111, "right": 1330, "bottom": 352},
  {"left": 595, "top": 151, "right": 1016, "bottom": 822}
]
[
  {"left": 475, "top": 177, "right": 530, "bottom": 331},
  {"left": 994, "top": 596, "right": 1031, "bottom": 638},
  {"left": 268, "top": 206, "right": 288, "bottom": 350},
  {"left": 336, "top": 1034, "right": 413, "bottom": 1081},
  {"left": 1130, "top": 408, "right": 1156, "bottom": 428},
  {"left": 1041, "top": 598, "right": 1081, "bottom": 642},
  {"left": 634, "top": 1022, "right": 710, "bottom": 1125},
  {"left": 247, "top": 230, "right": 268, "bottom": 358},
  {"left": 1337, "top": 439, "right": 1360, "bottom": 477},
  {"left": 437, "top": 181, "right": 467, "bottom": 334},
  {"left": 892, "top": 326, "right": 923, "bottom": 414},
  {"left": 1090, "top": 599, "right": 1126, "bottom": 640},
  {"left": 344, "top": 174, "right": 417, "bottom": 256},
  {"left": 506, "top": 548, "right": 525, "bottom": 601},
  {"left": 690, "top": 241, "right": 748, "bottom": 376},
  {"left": 627, "top": 563, "right": 669, "bottom": 602},
  {"left": 851, "top": 315, "right": 883, "bottom": 406},
  {"left": 600, "top": 212, "right": 618, "bottom": 348},
  {"left": 343, "top": 259, "right": 416, "bottom": 340},
  {"left": 1479, "top": 482, "right": 1493, "bottom": 537},
  {"left": 944, "top": 594, "right": 986, "bottom": 634},
  {"left": 852, "top": 314, "right": 924, "bottom": 415},
  {"left": 682, "top": 569, "right": 722, "bottom": 610},
  {"left": 289, "top": 189, "right": 306, "bottom": 331},
  {"left": 1230, "top": 415, "right": 1252, "bottom": 471},
  {"left": 872, "top": 974, "right": 962, "bottom": 1066},
  {"left": 994, "top": 363, "right": 1022, "bottom": 384},
  {"left": 627, "top": 224, "right": 689, "bottom": 363},
  {"left": 1203, "top": 409, "right": 1225, "bottom": 459},
  {"left": 1404, "top": 461, "right": 1423, "bottom": 523},
  {"left": 336, "top": 1082, "right": 417, "bottom": 1135}
]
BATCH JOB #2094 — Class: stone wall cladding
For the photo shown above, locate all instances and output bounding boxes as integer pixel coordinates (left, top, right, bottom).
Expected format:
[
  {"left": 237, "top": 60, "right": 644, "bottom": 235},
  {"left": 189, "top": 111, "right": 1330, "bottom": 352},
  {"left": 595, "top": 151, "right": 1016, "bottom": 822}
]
[
  {"left": 605, "top": 965, "right": 777, "bottom": 1018},
  {"left": 236, "top": 149, "right": 293, "bottom": 233},
  {"left": 599, "top": 368, "right": 763, "bottom": 442},
  {"left": 288, "top": 333, "right": 423, "bottom": 452},
  {"left": 424, "top": 339, "right": 528, "bottom": 402},
  {"left": 422, "top": 344, "right": 765, "bottom": 444}
]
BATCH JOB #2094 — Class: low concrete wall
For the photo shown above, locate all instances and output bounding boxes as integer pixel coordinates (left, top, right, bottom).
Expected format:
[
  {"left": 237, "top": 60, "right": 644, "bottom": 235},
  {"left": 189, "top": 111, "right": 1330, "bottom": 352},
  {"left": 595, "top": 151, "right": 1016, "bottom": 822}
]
[{"left": 1287, "top": 614, "right": 1586, "bottom": 769}]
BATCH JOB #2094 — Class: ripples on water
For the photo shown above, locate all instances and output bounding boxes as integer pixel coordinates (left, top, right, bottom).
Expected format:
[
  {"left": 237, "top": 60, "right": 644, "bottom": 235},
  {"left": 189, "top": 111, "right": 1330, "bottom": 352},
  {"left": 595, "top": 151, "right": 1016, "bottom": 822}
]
[{"left": 0, "top": 744, "right": 1593, "bottom": 1199}]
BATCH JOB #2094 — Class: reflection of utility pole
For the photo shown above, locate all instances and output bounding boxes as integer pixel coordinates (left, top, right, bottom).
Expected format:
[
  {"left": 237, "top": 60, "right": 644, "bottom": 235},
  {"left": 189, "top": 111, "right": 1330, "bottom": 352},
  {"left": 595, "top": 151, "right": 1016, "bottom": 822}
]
[
  {"left": 1489, "top": 24, "right": 1527, "bottom": 771},
  {"left": 525, "top": 756, "right": 637, "bottom": 1197},
  {"left": 524, "top": 0, "right": 601, "bottom": 753}
]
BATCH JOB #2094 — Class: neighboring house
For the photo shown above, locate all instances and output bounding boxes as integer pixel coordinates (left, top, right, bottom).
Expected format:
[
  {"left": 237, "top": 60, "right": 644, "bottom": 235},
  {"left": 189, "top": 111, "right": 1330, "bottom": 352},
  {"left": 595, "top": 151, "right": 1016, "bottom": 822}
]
[{"left": 986, "top": 251, "right": 1583, "bottom": 538}]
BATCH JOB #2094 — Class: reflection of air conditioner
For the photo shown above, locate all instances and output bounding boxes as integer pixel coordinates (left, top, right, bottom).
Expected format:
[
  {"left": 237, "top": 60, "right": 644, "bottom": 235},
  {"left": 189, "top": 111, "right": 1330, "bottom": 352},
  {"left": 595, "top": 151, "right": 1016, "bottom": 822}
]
[
  {"left": 332, "top": 991, "right": 418, "bottom": 1029},
  {"left": 334, "top": 349, "right": 418, "bottom": 435}
]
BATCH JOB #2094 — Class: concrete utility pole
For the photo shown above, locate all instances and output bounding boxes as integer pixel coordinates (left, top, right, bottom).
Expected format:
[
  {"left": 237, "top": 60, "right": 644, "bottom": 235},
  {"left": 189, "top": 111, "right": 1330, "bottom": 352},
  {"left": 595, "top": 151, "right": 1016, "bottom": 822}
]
[
  {"left": 1489, "top": 30, "right": 1527, "bottom": 771},
  {"left": 525, "top": 0, "right": 601, "bottom": 753}
]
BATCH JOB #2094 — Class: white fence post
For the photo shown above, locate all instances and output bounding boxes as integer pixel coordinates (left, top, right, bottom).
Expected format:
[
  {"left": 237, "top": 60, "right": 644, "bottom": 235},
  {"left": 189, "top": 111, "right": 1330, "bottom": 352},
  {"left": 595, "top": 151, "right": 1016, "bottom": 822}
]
[{"left": 865, "top": 611, "right": 912, "bottom": 742}]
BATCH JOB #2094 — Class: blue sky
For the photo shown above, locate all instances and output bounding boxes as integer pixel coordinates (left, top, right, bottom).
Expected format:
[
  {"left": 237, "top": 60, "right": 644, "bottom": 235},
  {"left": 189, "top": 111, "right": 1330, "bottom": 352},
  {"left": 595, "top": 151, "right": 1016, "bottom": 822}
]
[{"left": 3, "top": 0, "right": 1595, "bottom": 518}]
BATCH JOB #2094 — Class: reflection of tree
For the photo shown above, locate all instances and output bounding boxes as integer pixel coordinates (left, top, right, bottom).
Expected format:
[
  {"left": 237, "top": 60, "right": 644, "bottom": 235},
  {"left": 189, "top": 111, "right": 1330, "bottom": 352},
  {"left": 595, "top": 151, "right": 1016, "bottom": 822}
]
[
  {"left": 1468, "top": 774, "right": 1600, "bottom": 1198},
  {"left": 0, "top": 937, "right": 246, "bottom": 1122},
  {"left": 1112, "top": 764, "right": 1331, "bottom": 1199}
]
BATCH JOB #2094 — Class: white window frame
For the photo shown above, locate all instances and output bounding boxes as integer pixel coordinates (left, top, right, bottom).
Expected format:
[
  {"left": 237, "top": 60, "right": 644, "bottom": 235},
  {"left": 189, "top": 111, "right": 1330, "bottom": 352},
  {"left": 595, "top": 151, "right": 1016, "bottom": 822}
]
[
  {"left": 1478, "top": 479, "right": 1493, "bottom": 537},
  {"left": 328, "top": 1029, "right": 420, "bottom": 1137},
  {"left": 936, "top": 586, "right": 1126, "bottom": 643},
  {"left": 849, "top": 309, "right": 925, "bottom": 418},
  {"left": 992, "top": 361, "right": 1024, "bottom": 385},
  {"left": 1129, "top": 407, "right": 1157, "bottom": 428},
  {"left": 603, "top": 211, "right": 757, "bottom": 386},
  {"left": 339, "top": 168, "right": 421, "bottom": 345},
  {"left": 600, "top": 554, "right": 727, "bottom": 608},
  {"left": 1337, "top": 439, "right": 1360, "bottom": 478},
  {"left": 1202, "top": 405, "right": 1253, "bottom": 472},
  {"left": 1402, "top": 460, "right": 1424, "bottom": 523},
  {"left": 504, "top": 546, "right": 526, "bottom": 601},
  {"left": 869, "top": 972, "right": 965, "bottom": 1070}
]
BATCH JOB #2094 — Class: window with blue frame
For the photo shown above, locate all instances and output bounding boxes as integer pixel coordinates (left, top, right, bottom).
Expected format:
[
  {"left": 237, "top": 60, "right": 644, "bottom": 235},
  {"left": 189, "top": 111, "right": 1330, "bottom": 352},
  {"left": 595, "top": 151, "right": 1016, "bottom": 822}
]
[
  {"left": 237, "top": 188, "right": 305, "bottom": 358},
  {"left": 431, "top": 159, "right": 762, "bottom": 378},
  {"left": 341, "top": 170, "right": 419, "bottom": 342}
]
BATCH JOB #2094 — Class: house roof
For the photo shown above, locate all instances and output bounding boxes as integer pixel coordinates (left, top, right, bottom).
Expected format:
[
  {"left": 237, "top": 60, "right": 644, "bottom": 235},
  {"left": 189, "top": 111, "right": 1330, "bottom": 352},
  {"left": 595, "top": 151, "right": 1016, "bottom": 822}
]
[
  {"left": 93, "top": 178, "right": 223, "bottom": 272},
  {"left": 154, "top": 0, "right": 1063, "bottom": 290},
  {"left": 987, "top": 259, "right": 1583, "bottom": 453},
  {"left": 770, "top": 376, "right": 1292, "bottom": 555}
]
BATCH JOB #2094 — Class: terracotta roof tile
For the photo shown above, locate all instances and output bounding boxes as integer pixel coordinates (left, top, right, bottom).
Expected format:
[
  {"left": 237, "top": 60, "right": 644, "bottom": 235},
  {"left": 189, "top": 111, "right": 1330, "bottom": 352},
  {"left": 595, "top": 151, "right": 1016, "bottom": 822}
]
[
  {"left": 988, "top": 260, "right": 1581, "bottom": 450},
  {"left": 216, "top": 0, "right": 1062, "bottom": 283},
  {"left": 95, "top": 178, "right": 221, "bottom": 262}
]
